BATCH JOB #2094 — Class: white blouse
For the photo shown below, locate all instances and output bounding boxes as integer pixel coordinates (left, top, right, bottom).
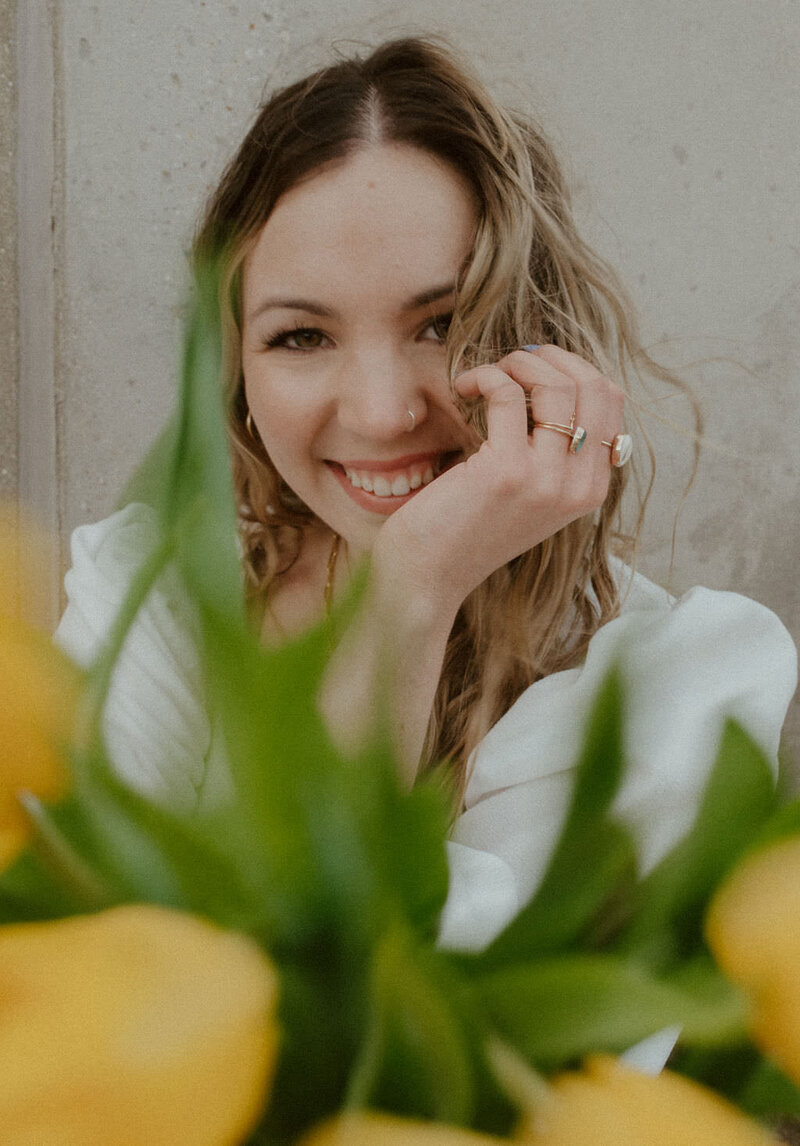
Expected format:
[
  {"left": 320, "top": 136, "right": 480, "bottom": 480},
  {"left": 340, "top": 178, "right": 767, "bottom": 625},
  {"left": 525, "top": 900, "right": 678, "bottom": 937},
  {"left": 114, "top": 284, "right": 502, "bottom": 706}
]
[{"left": 55, "top": 503, "right": 798, "bottom": 954}]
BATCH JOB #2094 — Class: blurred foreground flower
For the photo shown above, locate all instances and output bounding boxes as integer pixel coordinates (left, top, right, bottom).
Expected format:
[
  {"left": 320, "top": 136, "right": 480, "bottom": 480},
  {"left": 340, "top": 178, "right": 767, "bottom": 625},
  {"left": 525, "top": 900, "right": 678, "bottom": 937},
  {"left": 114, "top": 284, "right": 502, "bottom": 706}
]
[
  {"left": 516, "top": 1054, "right": 777, "bottom": 1145},
  {"left": 300, "top": 1111, "right": 508, "bottom": 1144},
  {"left": 0, "top": 903, "right": 279, "bottom": 1145},
  {"left": 0, "top": 504, "right": 79, "bottom": 871},
  {"left": 706, "top": 835, "right": 800, "bottom": 1087}
]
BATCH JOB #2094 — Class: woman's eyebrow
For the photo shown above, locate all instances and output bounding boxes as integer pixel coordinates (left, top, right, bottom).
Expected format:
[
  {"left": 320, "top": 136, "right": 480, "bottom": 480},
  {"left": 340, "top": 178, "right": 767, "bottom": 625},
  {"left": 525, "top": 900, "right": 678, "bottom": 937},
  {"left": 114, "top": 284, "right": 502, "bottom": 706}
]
[
  {"left": 246, "top": 283, "right": 456, "bottom": 325},
  {"left": 402, "top": 282, "right": 456, "bottom": 310},
  {"left": 246, "top": 297, "right": 335, "bottom": 322}
]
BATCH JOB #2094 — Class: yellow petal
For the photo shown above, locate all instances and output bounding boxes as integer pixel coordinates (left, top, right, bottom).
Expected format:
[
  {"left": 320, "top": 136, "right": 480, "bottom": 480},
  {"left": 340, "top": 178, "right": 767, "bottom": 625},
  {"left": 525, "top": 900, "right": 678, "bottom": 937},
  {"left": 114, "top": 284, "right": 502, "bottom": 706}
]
[
  {"left": 0, "top": 618, "right": 79, "bottom": 870},
  {"left": 299, "top": 1111, "right": 508, "bottom": 1145},
  {"left": 0, "top": 501, "right": 56, "bottom": 628},
  {"left": 0, "top": 903, "right": 280, "bottom": 1145},
  {"left": 0, "top": 499, "right": 81, "bottom": 871},
  {"left": 706, "top": 835, "right": 800, "bottom": 1084},
  {"left": 517, "top": 1055, "right": 777, "bottom": 1145}
]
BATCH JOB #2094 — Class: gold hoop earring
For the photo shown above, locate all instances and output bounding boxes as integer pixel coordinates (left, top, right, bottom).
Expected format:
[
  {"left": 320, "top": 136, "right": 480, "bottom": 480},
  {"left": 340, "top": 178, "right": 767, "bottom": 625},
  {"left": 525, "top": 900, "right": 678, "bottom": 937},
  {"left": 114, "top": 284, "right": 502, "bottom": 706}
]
[{"left": 245, "top": 410, "right": 258, "bottom": 441}]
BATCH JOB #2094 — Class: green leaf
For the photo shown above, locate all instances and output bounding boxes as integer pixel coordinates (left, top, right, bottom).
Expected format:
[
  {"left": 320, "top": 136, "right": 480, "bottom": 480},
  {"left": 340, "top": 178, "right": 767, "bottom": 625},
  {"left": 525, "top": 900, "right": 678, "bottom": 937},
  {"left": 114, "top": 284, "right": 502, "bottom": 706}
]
[
  {"left": 475, "top": 667, "right": 637, "bottom": 967},
  {"left": 621, "top": 719, "right": 778, "bottom": 963},
  {"left": 356, "top": 922, "right": 475, "bottom": 1124},
  {"left": 196, "top": 581, "right": 451, "bottom": 951},
  {"left": 196, "top": 611, "right": 365, "bottom": 945},
  {"left": 0, "top": 848, "right": 82, "bottom": 922},
  {"left": 738, "top": 1059, "right": 800, "bottom": 1121},
  {"left": 256, "top": 954, "right": 368, "bottom": 1143},
  {"left": 475, "top": 953, "right": 747, "bottom": 1068},
  {"left": 749, "top": 796, "right": 800, "bottom": 853},
  {"left": 372, "top": 765, "right": 452, "bottom": 941},
  {"left": 74, "top": 760, "right": 264, "bottom": 929},
  {"left": 675, "top": 1043, "right": 800, "bottom": 1123},
  {"left": 115, "top": 414, "right": 181, "bottom": 514},
  {"left": 164, "top": 264, "right": 242, "bottom": 624}
]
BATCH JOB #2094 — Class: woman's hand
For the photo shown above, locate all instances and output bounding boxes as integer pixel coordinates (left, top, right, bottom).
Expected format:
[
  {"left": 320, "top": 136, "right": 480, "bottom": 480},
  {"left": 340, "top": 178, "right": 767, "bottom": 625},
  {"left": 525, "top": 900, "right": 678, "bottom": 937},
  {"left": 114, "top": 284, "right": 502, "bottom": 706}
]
[
  {"left": 321, "top": 345, "right": 625, "bottom": 781},
  {"left": 373, "top": 344, "right": 626, "bottom": 614}
]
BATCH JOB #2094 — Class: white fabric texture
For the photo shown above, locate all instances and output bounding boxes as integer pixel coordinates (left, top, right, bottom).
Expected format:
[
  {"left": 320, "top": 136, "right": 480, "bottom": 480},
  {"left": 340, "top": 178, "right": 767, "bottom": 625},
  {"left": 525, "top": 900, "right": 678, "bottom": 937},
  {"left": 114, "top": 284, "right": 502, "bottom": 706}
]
[{"left": 55, "top": 503, "right": 798, "bottom": 953}]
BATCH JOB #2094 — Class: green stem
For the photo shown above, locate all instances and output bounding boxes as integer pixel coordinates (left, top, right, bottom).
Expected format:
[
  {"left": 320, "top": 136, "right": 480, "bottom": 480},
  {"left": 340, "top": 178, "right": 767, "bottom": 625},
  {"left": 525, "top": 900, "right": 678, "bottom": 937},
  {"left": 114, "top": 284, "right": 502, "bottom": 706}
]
[
  {"left": 343, "top": 998, "right": 386, "bottom": 1113},
  {"left": 485, "top": 1034, "right": 551, "bottom": 1115},
  {"left": 18, "top": 791, "right": 115, "bottom": 910}
]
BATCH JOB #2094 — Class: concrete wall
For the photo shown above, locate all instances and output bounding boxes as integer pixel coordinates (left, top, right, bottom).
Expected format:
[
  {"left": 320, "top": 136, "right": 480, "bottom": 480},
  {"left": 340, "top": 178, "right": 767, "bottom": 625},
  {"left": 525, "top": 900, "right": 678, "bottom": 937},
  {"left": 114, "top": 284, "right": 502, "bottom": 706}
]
[
  {"left": 9, "top": 1, "right": 800, "bottom": 753},
  {"left": 0, "top": 0, "right": 17, "bottom": 506}
]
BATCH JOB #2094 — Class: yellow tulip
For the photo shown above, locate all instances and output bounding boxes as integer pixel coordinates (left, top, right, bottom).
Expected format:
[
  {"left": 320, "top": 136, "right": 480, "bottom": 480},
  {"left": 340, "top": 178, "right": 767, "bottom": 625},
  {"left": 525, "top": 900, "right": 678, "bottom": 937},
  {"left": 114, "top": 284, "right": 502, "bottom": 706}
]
[
  {"left": 299, "top": 1111, "right": 508, "bottom": 1145},
  {"left": 0, "top": 903, "right": 280, "bottom": 1144},
  {"left": 516, "top": 1055, "right": 777, "bottom": 1145},
  {"left": 0, "top": 501, "right": 56, "bottom": 628},
  {"left": 706, "top": 834, "right": 800, "bottom": 1086},
  {"left": 0, "top": 520, "right": 80, "bottom": 868}
]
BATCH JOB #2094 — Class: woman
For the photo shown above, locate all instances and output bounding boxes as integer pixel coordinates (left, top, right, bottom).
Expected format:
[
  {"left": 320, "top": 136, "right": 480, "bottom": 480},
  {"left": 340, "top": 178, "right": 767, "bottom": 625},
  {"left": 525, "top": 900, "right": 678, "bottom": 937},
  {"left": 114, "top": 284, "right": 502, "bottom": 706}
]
[{"left": 55, "top": 36, "right": 797, "bottom": 951}]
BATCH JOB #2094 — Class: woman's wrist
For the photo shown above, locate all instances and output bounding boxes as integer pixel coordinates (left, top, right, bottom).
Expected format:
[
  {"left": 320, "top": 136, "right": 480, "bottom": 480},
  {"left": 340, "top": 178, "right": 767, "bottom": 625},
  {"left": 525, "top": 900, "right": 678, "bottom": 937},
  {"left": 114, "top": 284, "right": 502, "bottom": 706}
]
[
  {"left": 318, "top": 534, "right": 461, "bottom": 785},
  {"left": 369, "top": 528, "right": 465, "bottom": 632}
]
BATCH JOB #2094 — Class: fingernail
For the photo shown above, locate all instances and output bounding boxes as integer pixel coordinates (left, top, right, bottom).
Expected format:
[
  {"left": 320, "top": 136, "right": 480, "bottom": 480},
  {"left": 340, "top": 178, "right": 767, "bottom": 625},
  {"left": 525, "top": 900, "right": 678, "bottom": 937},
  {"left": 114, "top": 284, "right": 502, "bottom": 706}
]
[{"left": 522, "top": 344, "right": 540, "bottom": 352}]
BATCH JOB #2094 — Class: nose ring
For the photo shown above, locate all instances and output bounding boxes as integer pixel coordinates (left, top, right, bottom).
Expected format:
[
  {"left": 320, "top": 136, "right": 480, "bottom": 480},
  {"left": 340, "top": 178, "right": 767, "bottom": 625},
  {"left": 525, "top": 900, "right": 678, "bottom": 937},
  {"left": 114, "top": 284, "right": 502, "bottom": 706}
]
[{"left": 406, "top": 408, "right": 416, "bottom": 432}]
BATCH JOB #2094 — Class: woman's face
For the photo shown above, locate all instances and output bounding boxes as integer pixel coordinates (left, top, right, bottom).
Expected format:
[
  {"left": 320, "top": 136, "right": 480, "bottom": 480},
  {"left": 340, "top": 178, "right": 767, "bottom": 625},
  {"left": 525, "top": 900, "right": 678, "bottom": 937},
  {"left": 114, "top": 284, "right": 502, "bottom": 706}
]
[{"left": 241, "top": 144, "right": 479, "bottom": 555}]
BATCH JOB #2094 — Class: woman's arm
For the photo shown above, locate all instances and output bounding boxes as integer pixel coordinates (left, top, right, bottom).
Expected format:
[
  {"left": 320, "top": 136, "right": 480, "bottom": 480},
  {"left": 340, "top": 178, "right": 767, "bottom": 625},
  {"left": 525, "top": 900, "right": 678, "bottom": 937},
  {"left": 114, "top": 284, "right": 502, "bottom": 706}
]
[
  {"left": 318, "top": 542, "right": 461, "bottom": 785},
  {"left": 54, "top": 503, "right": 229, "bottom": 812}
]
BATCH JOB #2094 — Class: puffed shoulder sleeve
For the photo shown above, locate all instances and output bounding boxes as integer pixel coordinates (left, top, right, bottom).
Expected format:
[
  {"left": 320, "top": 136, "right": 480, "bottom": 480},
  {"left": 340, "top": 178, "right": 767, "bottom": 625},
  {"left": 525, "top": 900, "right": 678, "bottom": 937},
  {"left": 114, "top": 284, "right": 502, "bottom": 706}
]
[
  {"left": 440, "top": 581, "right": 797, "bottom": 951},
  {"left": 54, "top": 503, "right": 232, "bottom": 813}
]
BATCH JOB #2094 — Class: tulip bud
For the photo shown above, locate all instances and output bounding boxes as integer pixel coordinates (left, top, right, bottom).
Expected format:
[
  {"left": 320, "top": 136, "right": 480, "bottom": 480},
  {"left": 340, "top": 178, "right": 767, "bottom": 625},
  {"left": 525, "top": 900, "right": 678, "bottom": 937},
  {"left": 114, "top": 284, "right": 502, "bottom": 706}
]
[
  {"left": 299, "top": 1111, "right": 507, "bottom": 1144},
  {"left": 0, "top": 502, "right": 80, "bottom": 869},
  {"left": 706, "top": 835, "right": 800, "bottom": 1086},
  {"left": 516, "top": 1055, "right": 777, "bottom": 1145},
  {"left": 0, "top": 903, "right": 280, "bottom": 1144}
]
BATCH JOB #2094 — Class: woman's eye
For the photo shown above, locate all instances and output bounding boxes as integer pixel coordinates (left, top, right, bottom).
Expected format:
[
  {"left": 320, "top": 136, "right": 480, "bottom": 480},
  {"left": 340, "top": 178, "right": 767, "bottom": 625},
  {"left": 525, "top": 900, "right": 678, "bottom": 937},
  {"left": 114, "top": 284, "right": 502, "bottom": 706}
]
[
  {"left": 420, "top": 313, "right": 453, "bottom": 343},
  {"left": 266, "top": 327, "right": 328, "bottom": 351}
]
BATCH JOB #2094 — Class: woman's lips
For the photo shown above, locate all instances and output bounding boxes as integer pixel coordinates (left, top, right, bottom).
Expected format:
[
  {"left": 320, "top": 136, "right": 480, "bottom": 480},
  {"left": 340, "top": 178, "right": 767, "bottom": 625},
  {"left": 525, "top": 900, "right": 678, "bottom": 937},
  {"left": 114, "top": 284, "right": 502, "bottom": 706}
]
[{"left": 326, "top": 451, "right": 460, "bottom": 515}]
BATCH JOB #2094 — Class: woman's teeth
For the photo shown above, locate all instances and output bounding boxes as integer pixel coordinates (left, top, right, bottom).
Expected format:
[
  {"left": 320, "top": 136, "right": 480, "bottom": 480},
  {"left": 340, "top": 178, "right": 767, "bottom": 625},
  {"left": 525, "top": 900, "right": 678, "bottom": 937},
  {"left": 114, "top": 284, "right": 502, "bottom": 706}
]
[{"left": 343, "top": 463, "right": 436, "bottom": 497}]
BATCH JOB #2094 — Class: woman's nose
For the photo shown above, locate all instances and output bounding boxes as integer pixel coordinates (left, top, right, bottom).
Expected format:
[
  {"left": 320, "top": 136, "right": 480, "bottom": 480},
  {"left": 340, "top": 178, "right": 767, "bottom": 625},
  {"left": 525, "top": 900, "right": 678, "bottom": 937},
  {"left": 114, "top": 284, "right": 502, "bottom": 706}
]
[{"left": 335, "top": 350, "right": 426, "bottom": 441}]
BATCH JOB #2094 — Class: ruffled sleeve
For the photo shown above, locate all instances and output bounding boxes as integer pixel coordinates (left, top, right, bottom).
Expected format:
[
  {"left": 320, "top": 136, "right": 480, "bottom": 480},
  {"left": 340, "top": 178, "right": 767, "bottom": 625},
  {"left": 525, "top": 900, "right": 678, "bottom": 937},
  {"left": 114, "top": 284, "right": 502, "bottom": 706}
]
[
  {"left": 439, "top": 577, "right": 797, "bottom": 952},
  {"left": 53, "top": 503, "right": 232, "bottom": 814}
]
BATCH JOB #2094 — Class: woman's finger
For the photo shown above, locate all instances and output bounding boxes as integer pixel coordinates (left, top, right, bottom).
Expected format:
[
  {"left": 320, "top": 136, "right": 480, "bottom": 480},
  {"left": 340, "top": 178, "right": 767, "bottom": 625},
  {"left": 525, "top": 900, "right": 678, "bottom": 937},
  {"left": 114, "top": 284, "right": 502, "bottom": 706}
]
[
  {"left": 530, "top": 346, "right": 626, "bottom": 505},
  {"left": 453, "top": 364, "right": 530, "bottom": 450},
  {"left": 457, "top": 350, "right": 579, "bottom": 458},
  {"left": 497, "top": 349, "right": 577, "bottom": 425},
  {"left": 498, "top": 348, "right": 582, "bottom": 466}
]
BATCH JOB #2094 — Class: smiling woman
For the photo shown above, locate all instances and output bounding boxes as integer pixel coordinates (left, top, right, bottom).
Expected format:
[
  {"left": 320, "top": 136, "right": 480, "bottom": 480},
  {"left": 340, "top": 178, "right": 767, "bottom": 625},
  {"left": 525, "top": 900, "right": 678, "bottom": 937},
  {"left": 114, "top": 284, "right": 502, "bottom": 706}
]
[{"left": 54, "top": 36, "right": 797, "bottom": 954}]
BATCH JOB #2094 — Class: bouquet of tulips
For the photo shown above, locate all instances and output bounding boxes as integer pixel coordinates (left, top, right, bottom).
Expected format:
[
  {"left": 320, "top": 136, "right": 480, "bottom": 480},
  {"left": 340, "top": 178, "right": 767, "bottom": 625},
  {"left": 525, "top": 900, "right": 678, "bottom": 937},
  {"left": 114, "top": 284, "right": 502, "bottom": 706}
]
[{"left": 2, "top": 269, "right": 800, "bottom": 1145}]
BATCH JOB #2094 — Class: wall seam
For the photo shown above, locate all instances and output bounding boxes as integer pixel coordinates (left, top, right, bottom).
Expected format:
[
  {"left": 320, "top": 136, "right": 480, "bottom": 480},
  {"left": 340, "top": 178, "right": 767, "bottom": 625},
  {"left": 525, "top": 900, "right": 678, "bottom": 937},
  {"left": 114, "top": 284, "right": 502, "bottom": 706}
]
[
  {"left": 16, "top": 0, "right": 60, "bottom": 629},
  {"left": 0, "top": 0, "right": 20, "bottom": 508},
  {"left": 51, "top": 0, "right": 65, "bottom": 609}
]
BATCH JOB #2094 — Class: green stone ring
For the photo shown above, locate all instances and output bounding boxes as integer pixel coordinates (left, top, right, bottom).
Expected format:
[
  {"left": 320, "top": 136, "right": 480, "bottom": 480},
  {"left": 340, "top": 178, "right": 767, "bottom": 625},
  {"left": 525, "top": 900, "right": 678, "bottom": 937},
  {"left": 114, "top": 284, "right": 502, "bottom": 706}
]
[
  {"left": 534, "top": 420, "right": 588, "bottom": 454},
  {"left": 569, "top": 426, "right": 588, "bottom": 454}
]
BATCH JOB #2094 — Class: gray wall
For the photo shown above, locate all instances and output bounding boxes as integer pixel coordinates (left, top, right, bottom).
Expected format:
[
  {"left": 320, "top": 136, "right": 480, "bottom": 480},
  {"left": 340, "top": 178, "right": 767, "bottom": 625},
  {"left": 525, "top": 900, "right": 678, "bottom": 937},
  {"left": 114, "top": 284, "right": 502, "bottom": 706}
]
[
  {"left": 8, "top": 1, "right": 800, "bottom": 755},
  {"left": 0, "top": 0, "right": 17, "bottom": 507}
]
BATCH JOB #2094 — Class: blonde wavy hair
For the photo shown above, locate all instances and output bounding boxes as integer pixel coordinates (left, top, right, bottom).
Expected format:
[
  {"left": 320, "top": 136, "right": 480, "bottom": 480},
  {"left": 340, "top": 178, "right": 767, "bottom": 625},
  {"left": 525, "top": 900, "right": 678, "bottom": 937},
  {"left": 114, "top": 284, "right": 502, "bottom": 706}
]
[{"left": 193, "top": 35, "right": 692, "bottom": 783}]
